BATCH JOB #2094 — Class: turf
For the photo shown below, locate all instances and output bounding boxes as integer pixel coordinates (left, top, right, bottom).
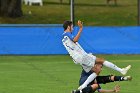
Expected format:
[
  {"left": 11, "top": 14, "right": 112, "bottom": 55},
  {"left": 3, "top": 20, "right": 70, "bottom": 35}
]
[
  {"left": 0, "top": 55, "right": 139, "bottom": 93},
  {"left": 0, "top": 0, "right": 137, "bottom": 26}
]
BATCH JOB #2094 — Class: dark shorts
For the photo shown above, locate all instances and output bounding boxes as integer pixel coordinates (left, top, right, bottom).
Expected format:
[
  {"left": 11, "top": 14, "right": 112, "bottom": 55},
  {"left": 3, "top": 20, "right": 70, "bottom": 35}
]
[{"left": 79, "top": 70, "right": 93, "bottom": 86}]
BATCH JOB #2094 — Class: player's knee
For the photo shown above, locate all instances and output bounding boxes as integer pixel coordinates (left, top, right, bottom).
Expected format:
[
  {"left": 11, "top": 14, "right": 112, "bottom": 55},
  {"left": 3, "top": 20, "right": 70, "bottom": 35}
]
[
  {"left": 107, "top": 75, "right": 114, "bottom": 82},
  {"left": 110, "top": 75, "right": 115, "bottom": 81},
  {"left": 95, "top": 58, "right": 105, "bottom": 64}
]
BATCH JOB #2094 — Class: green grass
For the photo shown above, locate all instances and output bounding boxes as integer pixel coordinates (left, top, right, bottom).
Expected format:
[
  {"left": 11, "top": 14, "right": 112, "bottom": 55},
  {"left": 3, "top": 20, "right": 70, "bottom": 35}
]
[
  {"left": 0, "top": 55, "right": 139, "bottom": 93},
  {"left": 0, "top": 0, "right": 137, "bottom": 26}
]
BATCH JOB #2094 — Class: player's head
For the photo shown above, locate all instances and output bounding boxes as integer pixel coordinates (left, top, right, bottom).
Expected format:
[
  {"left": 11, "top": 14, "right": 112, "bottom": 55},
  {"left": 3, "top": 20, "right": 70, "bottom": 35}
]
[
  {"left": 94, "top": 63, "right": 103, "bottom": 75},
  {"left": 63, "top": 21, "right": 73, "bottom": 32}
]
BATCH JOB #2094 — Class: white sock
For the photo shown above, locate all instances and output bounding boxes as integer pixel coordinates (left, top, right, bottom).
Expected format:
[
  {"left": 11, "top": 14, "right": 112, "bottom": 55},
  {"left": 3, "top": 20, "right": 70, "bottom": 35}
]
[
  {"left": 80, "top": 73, "right": 97, "bottom": 89},
  {"left": 103, "top": 61, "right": 123, "bottom": 72}
]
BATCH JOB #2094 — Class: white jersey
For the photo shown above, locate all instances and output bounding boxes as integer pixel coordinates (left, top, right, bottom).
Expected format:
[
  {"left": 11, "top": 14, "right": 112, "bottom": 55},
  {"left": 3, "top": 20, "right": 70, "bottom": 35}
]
[
  {"left": 62, "top": 33, "right": 96, "bottom": 72},
  {"left": 62, "top": 36, "right": 86, "bottom": 64}
]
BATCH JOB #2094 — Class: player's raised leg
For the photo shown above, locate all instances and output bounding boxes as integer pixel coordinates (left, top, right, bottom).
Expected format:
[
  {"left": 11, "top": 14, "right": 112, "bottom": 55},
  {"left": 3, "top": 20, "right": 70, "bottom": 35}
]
[
  {"left": 95, "top": 57, "right": 131, "bottom": 75},
  {"left": 78, "top": 73, "right": 97, "bottom": 90},
  {"left": 78, "top": 63, "right": 102, "bottom": 90}
]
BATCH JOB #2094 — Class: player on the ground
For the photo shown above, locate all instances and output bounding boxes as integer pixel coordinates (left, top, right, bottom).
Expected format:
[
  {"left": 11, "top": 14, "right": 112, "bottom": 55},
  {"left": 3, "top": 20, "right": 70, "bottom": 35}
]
[
  {"left": 72, "top": 74, "right": 132, "bottom": 93},
  {"left": 62, "top": 20, "right": 131, "bottom": 90},
  {"left": 72, "top": 63, "right": 132, "bottom": 93}
]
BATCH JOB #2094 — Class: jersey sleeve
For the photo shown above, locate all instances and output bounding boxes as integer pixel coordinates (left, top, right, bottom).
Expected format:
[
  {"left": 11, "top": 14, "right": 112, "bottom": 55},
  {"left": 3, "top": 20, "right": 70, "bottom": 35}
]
[{"left": 63, "top": 32, "right": 74, "bottom": 41}]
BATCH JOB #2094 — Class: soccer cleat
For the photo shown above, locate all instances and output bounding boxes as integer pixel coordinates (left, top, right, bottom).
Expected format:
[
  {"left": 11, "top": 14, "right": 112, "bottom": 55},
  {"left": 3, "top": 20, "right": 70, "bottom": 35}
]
[
  {"left": 121, "top": 65, "right": 131, "bottom": 75},
  {"left": 123, "top": 76, "right": 132, "bottom": 81}
]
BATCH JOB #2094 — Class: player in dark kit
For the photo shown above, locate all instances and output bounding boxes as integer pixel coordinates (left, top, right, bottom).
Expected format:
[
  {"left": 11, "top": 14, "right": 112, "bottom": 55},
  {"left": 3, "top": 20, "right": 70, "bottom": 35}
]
[{"left": 72, "top": 63, "right": 132, "bottom": 93}]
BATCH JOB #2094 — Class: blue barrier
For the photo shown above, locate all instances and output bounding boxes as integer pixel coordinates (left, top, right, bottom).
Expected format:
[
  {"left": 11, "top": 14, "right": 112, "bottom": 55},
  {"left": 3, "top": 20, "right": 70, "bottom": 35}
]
[{"left": 0, "top": 26, "right": 140, "bottom": 55}]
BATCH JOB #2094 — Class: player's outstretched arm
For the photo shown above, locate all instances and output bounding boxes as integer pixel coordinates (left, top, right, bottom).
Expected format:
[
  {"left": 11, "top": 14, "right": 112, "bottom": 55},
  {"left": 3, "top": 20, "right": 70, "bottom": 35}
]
[
  {"left": 98, "top": 85, "right": 120, "bottom": 93},
  {"left": 73, "top": 20, "right": 83, "bottom": 42}
]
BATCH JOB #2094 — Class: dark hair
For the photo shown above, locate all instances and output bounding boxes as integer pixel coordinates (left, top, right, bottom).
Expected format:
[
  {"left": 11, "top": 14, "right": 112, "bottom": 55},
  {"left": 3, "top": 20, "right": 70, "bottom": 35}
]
[{"left": 63, "top": 21, "right": 73, "bottom": 31}]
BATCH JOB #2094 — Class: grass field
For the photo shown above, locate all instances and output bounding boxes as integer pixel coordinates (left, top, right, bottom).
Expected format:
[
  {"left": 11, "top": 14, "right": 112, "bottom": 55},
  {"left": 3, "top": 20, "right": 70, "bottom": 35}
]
[
  {"left": 0, "top": 0, "right": 137, "bottom": 26},
  {"left": 0, "top": 55, "right": 139, "bottom": 93}
]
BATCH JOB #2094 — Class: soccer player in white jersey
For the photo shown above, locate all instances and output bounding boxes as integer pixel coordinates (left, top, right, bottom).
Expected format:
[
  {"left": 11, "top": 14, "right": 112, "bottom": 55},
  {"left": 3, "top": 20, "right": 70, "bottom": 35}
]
[{"left": 62, "top": 20, "right": 131, "bottom": 90}]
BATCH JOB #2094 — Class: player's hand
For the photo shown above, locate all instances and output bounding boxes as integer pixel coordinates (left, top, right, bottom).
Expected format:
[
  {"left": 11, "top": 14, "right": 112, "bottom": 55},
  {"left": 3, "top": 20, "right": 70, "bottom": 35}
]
[
  {"left": 114, "top": 85, "right": 120, "bottom": 92},
  {"left": 77, "top": 20, "right": 83, "bottom": 28}
]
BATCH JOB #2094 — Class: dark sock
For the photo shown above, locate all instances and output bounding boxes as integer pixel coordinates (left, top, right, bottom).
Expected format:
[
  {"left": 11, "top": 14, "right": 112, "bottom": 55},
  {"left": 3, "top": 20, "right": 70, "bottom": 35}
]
[
  {"left": 82, "top": 86, "right": 93, "bottom": 93},
  {"left": 75, "top": 90, "right": 80, "bottom": 93},
  {"left": 114, "top": 76, "right": 124, "bottom": 81}
]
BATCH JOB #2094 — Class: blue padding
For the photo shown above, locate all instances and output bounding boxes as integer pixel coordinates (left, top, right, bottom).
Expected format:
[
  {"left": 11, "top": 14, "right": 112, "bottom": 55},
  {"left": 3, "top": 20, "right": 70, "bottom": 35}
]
[
  {"left": 0, "top": 27, "right": 66, "bottom": 55},
  {"left": 0, "top": 26, "right": 140, "bottom": 55},
  {"left": 78, "top": 26, "right": 140, "bottom": 54}
]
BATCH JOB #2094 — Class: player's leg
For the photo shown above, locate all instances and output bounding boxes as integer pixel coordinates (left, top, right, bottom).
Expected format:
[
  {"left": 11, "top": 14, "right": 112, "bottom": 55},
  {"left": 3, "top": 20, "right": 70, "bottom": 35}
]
[
  {"left": 78, "top": 64, "right": 102, "bottom": 90},
  {"left": 96, "top": 75, "right": 132, "bottom": 84},
  {"left": 78, "top": 73, "right": 97, "bottom": 90},
  {"left": 111, "top": 75, "right": 132, "bottom": 81},
  {"left": 95, "top": 57, "right": 131, "bottom": 75}
]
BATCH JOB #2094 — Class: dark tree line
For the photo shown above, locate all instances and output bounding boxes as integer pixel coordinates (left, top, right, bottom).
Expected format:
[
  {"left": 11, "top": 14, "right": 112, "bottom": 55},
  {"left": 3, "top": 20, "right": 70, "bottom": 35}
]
[{"left": 0, "top": 0, "right": 23, "bottom": 18}]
